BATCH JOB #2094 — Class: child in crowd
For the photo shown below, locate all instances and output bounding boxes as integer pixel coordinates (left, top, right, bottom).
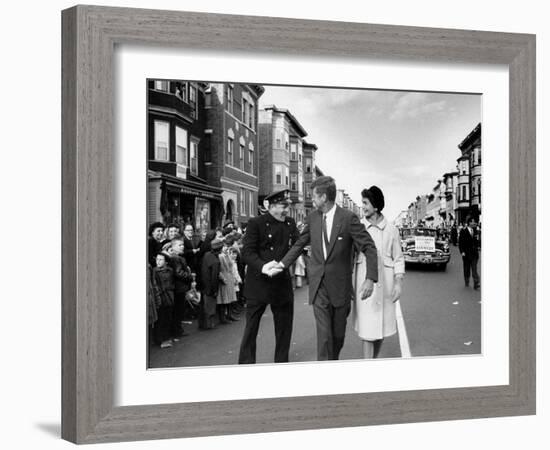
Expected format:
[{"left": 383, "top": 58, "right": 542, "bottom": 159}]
[
  {"left": 152, "top": 253, "right": 175, "bottom": 348},
  {"left": 217, "top": 238, "right": 239, "bottom": 323},
  {"left": 228, "top": 246, "right": 242, "bottom": 316}
]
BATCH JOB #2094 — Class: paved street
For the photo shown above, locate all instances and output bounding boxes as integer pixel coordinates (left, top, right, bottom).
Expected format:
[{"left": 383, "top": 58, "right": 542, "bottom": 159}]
[{"left": 149, "top": 245, "right": 481, "bottom": 368}]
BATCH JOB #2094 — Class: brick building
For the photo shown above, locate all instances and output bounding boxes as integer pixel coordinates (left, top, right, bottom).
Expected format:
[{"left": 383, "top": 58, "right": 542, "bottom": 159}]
[
  {"left": 203, "top": 83, "right": 265, "bottom": 229},
  {"left": 147, "top": 79, "right": 224, "bottom": 234}
]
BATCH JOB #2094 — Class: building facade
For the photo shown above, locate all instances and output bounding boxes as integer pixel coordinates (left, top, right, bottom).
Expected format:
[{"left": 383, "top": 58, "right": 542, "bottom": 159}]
[
  {"left": 456, "top": 122, "right": 482, "bottom": 224},
  {"left": 258, "top": 105, "right": 308, "bottom": 223},
  {"left": 442, "top": 171, "right": 459, "bottom": 226},
  {"left": 204, "top": 83, "right": 265, "bottom": 229},
  {"left": 302, "top": 141, "right": 318, "bottom": 217},
  {"left": 147, "top": 79, "right": 225, "bottom": 233}
]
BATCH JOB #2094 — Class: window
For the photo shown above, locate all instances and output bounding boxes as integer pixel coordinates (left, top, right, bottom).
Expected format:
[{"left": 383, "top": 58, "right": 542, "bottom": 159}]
[
  {"left": 226, "top": 85, "right": 233, "bottom": 114},
  {"left": 275, "top": 129, "right": 283, "bottom": 148},
  {"left": 175, "top": 82, "right": 186, "bottom": 101},
  {"left": 154, "top": 80, "right": 169, "bottom": 92},
  {"left": 477, "top": 147, "right": 482, "bottom": 164},
  {"left": 248, "top": 103, "right": 254, "bottom": 129},
  {"left": 239, "top": 144, "right": 245, "bottom": 170},
  {"left": 154, "top": 121, "right": 169, "bottom": 161},
  {"left": 190, "top": 138, "right": 199, "bottom": 175},
  {"left": 240, "top": 188, "right": 245, "bottom": 215},
  {"left": 248, "top": 147, "right": 254, "bottom": 173},
  {"left": 249, "top": 191, "right": 254, "bottom": 216},
  {"left": 275, "top": 165, "right": 282, "bottom": 184},
  {"left": 291, "top": 173, "right": 297, "bottom": 191},
  {"left": 175, "top": 126, "right": 188, "bottom": 165},
  {"left": 242, "top": 98, "right": 249, "bottom": 124},
  {"left": 305, "top": 157, "right": 312, "bottom": 173},
  {"left": 189, "top": 85, "right": 197, "bottom": 104},
  {"left": 298, "top": 171, "right": 303, "bottom": 194},
  {"left": 290, "top": 142, "right": 297, "bottom": 160},
  {"left": 462, "top": 185, "right": 467, "bottom": 200},
  {"left": 227, "top": 137, "right": 233, "bottom": 166},
  {"left": 285, "top": 166, "right": 289, "bottom": 186}
]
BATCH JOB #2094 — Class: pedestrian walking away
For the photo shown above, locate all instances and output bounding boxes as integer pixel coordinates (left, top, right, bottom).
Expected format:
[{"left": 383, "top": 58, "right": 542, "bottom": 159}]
[{"left": 458, "top": 215, "right": 481, "bottom": 290}]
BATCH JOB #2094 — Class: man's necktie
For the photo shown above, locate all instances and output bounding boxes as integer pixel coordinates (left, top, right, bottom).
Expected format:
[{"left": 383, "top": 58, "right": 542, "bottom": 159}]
[{"left": 322, "top": 214, "right": 330, "bottom": 258}]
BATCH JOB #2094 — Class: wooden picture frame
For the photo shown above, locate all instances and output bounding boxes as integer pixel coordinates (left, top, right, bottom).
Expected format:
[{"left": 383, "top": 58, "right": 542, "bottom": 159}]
[{"left": 61, "top": 5, "right": 536, "bottom": 444}]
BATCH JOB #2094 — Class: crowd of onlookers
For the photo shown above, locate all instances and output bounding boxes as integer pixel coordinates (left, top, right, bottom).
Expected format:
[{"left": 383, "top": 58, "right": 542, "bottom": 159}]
[
  {"left": 147, "top": 221, "right": 250, "bottom": 349},
  {"left": 148, "top": 220, "right": 309, "bottom": 349}
]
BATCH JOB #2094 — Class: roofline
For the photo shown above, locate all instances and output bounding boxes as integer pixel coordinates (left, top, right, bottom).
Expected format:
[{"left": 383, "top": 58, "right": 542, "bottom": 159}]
[
  {"left": 261, "top": 104, "right": 308, "bottom": 137},
  {"left": 458, "top": 122, "right": 481, "bottom": 150},
  {"left": 303, "top": 140, "right": 318, "bottom": 150}
]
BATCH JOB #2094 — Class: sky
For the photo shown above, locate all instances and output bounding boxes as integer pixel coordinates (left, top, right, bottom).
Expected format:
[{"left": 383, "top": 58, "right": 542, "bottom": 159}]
[{"left": 259, "top": 85, "right": 481, "bottom": 223}]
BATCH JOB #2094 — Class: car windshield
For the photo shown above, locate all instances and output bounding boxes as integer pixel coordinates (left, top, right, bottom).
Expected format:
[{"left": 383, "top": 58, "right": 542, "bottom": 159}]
[{"left": 413, "top": 228, "right": 437, "bottom": 237}]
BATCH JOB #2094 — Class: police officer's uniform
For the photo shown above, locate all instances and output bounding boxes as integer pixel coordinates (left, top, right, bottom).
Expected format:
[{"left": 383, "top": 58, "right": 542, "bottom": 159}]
[{"left": 238, "top": 190, "right": 300, "bottom": 364}]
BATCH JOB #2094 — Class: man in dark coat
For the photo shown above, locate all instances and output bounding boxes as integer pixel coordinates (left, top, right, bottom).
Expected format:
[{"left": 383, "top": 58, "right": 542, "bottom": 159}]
[
  {"left": 458, "top": 215, "right": 481, "bottom": 289},
  {"left": 274, "top": 176, "right": 378, "bottom": 361},
  {"left": 238, "top": 189, "right": 300, "bottom": 364},
  {"left": 182, "top": 223, "right": 203, "bottom": 277}
]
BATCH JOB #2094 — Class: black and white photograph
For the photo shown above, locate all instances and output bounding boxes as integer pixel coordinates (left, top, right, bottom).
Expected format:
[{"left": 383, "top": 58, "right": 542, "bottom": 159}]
[{"left": 146, "top": 80, "right": 482, "bottom": 368}]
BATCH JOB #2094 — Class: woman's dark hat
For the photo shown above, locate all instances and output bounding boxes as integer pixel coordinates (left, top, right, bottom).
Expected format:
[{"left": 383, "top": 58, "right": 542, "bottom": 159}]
[{"left": 363, "top": 185, "right": 385, "bottom": 212}]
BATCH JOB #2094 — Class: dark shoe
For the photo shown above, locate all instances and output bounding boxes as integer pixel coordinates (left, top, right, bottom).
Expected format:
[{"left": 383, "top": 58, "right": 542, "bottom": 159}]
[
  {"left": 474, "top": 284, "right": 480, "bottom": 290},
  {"left": 228, "top": 315, "right": 240, "bottom": 322}
]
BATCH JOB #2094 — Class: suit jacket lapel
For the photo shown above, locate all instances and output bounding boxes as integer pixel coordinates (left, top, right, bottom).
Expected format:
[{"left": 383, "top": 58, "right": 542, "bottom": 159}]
[{"left": 326, "top": 206, "right": 342, "bottom": 260}]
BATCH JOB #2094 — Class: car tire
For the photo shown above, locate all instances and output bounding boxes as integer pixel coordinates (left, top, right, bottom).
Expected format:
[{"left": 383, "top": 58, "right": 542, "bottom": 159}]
[{"left": 440, "top": 263, "right": 447, "bottom": 271}]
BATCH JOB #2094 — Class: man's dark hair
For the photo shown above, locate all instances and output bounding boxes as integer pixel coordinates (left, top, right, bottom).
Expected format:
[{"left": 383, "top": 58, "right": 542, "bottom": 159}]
[
  {"left": 310, "top": 176, "right": 336, "bottom": 202},
  {"left": 466, "top": 215, "right": 477, "bottom": 225},
  {"left": 148, "top": 221, "right": 164, "bottom": 236}
]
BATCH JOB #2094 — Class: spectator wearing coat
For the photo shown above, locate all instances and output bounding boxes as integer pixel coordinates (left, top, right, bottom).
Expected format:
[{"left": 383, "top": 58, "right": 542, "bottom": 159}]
[
  {"left": 458, "top": 216, "right": 481, "bottom": 289},
  {"left": 152, "top": 253, "right": 176, "bottom": 348},
  {"left": 169, "top": 238, "right": 193, "bottom": 337},
  {"left": 200, "top": 238, "right": 224, "bottom": 329},
  {"left": 148, "top": 222, "right": 165, "bottom": 267}
]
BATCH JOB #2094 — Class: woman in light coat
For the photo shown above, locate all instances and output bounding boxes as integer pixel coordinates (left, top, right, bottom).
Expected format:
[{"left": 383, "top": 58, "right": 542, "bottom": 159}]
[{"left": 352, "top": 186, "right": 405, "bottom": 358}]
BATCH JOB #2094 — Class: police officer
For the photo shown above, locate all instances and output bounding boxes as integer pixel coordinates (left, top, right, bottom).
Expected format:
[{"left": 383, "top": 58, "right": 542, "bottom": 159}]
[{"left": 238, "top": 189, "right": 300, "bottom": 364}]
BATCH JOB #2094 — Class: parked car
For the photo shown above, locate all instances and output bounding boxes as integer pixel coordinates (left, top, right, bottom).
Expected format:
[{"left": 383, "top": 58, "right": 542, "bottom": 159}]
[{"left": 400, "top": 227, "right": 450, "bottom": 269}]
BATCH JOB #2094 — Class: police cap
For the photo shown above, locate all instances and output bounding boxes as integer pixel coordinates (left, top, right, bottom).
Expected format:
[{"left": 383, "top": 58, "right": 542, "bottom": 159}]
[{"left": 265, "top": 189, "right": 292, "bottom": 206}]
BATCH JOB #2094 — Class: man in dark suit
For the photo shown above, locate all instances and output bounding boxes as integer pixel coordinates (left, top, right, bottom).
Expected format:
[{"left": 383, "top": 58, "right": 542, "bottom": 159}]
[
  {"left": 182, "top": 223, "right": 202, "bottom": 277},
  {"left": 237, "top": 189, "right": 300, "bottom": 364},
  {"left": 458, "top": 215, "right": 481, "bottom": 289},
  {"left": 271, "top": 176, "right": 378, "bottom": 361}
]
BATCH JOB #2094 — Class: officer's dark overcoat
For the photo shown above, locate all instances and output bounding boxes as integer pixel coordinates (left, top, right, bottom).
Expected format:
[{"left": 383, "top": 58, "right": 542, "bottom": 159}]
[{"left": 242, "top": 212, "right": 299, "bottom": 304}]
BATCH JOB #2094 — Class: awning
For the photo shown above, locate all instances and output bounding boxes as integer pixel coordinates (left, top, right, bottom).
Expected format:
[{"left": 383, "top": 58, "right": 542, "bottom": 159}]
[{"left": 149, "top": 170, "right": 223, "bottom": 202}]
